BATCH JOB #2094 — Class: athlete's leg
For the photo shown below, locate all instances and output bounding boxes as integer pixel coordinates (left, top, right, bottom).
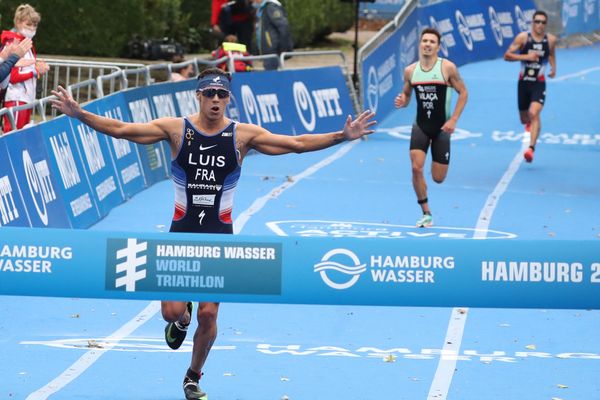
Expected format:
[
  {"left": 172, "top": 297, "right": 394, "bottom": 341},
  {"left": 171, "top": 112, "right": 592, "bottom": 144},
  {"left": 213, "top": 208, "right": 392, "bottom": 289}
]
[
  {"left": 411, "top": 149, "right": 430, "bottom": 214},
  {"left": 528, "top": 101, "right": 543, "bottom": 148},
  {"left": 519, "top": 110, "right": 530, "bottom": 125},
  {"left": 161, "top": 301, "right": 191, "bottom": 324},
  {"left": 190, "top": 302, "right": 219, "bottom": 374},
  {"left": 431, "top": 162, "right": 449, "bottom": 184}
]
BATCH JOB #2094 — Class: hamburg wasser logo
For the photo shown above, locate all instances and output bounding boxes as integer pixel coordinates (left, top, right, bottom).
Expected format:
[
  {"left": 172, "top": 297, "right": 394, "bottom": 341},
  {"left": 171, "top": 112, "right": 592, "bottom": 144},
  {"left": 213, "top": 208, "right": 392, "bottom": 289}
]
[
  {"left": 113, "top": 238, "right": 148, "bottom": 292},
  {"left": 314, "top": 248, "right": 366, "bottom": 290}
]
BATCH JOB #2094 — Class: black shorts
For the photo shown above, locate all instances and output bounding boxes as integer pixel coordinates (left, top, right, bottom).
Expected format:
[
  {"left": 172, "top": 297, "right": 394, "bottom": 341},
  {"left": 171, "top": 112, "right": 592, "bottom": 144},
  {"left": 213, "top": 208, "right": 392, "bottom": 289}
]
[
  {"left": 409, "top": 123, "right": 451, "bottom": 165},
  {"left": 518, "top": 80, "right": 546, "bottom": 111}
]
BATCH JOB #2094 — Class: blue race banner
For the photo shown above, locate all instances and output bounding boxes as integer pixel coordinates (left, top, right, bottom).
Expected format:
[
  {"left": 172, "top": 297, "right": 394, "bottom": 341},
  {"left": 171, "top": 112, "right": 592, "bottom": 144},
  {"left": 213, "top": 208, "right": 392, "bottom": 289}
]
[
  {"left": 231, "top": 67, "right": 355, "bottom": 134},
  {"left": 360, "top": 0, "right": 405, "bottom": 19},
  {"left": 0, "top": 138, "right": 30, "bottom": 227},
  {"left": 68, "top": 103, "right": 125, "bottom": 218},
  {"left": 122, "top": 87, "right": 170, "bottom": 185},
  {"left": 40, "top": 116, "right": 100, "bottom": 228},
  {"left": 0, "top": 227, "right": 598, "bottom": 310},
  {"left": 170, "top": 79, "right": 199, "bottom": 118},
  {"left": 2, "top": 127, "right": 71, "bottom": 228},
  {"left": 93, "top": 93, "right": 146, "bottom": 198}
]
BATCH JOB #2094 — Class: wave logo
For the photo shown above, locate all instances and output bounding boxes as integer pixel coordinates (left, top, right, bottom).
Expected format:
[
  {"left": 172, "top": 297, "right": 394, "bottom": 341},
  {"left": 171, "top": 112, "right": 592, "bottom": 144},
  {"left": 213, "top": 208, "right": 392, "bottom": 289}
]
[
  {"left": 366, "top": 66, "right": 379, "bottom": 113},
  {"left": 455, "top": 10, "right": 473, "bottom": 51},
  {"left": 429, "top": 16, "right": 449, "bottom": 57},
  {"left": 314, "top": 248, "right": 366, "bottom": 290},
  {"left": 488, "top": 6, "right": 504, "bottom": 47},
  {"left": 515, "top": 5, "right": 529, "bottom": 32},
  {"left": 293, "top": 81, "right": 316, "bottom": 132},
  {"left": 241, "top": 85, "right": 261, "bottom": 126}
]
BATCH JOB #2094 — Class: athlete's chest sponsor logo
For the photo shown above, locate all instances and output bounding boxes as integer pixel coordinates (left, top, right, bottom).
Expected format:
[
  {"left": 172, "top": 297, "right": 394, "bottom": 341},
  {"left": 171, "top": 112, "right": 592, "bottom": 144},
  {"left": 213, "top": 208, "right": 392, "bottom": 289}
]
[{"left": 193, "top": 194, "right": 216, "bottom": 206}]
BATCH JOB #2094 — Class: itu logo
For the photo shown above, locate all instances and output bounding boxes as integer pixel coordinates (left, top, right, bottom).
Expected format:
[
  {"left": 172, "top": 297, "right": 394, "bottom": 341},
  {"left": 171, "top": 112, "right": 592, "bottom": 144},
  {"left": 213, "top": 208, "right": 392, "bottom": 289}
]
[
  {"left": 114, "top": 238, "right": 148, "bottom": 292},
  {"left": 314, "top": 248, "right": 366, "bottom": 290},
  {"left": 293, "top": 81, "right": 316, "bottom": 132}
]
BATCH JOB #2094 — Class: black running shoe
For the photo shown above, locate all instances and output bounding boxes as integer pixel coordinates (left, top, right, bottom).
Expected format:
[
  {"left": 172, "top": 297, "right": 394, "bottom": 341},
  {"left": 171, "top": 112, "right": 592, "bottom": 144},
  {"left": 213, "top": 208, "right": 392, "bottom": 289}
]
[
  {"left": 164, "top": 302, "right": 192, "bottom": 350},
  {"left": 183, "top": 376, "right": 206, "bottom": 400}
]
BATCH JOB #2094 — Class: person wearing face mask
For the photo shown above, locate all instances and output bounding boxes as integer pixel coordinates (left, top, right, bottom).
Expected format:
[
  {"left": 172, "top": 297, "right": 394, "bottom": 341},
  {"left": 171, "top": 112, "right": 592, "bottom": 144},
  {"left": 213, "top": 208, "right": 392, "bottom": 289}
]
[{"left": 1, "top": 3, "right": 49, "bottom": 132}]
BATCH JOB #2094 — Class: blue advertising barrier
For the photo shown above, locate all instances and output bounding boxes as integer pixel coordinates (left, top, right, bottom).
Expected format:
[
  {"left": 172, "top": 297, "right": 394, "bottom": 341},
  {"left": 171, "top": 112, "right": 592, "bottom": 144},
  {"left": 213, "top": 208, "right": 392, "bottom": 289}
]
[
  {"left": 0, "top": 227, "right": 598, "bottom": 309},
  {"left": 122, "top": 87, "right": 170, "bottom": 185},
  {"left": 40, "top": 116, "right": 101, "bottom": 228},
  {"left": 0, "top": 139, "right": 30, "bottom": 227},
  {"left": 2, "top": 127, "right": 72, "bottom": 228},
  {"left": 231, "top": 67, "right": 355, "bottom": 134},
  {"left": 92, "top": 92, "right": 147, "bottom": 198},
  {"left": 69, "top": 104, "right": 125, "bottom": 218},
  {"left": 361, "top": 0, "right": 537, "bottom": 119}
]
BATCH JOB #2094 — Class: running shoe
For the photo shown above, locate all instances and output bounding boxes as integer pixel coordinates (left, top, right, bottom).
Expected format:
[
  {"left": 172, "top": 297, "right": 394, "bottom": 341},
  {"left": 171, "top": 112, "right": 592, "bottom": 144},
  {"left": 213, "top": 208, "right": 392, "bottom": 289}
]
[
  {"left": 524, "top": 148, "right": 534, "bottom": 163},
  {"left": 183, "top": 376, "right": 207, "bottom": 400},
  {"left": 164, "top": 302, "right": 192, "bottom": 350},
  {"left": 416, "top": 214, "right": 433, "bottom": 228},
  {"left": 524, "top": 122, "right": 531, "bottom": 132}
]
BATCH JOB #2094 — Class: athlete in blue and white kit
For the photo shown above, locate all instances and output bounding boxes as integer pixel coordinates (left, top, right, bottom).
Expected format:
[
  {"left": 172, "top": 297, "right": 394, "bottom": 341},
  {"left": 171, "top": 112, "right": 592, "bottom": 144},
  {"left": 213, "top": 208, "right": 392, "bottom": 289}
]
[
  {"left": 394, "top": 28, "right": 468, "bottom": 227},
  {"left": 504, "top": 10, "right": 557, "bottom": 163},
  {"left": 50, "top": 68, "right": 376, "bottom": 399}
]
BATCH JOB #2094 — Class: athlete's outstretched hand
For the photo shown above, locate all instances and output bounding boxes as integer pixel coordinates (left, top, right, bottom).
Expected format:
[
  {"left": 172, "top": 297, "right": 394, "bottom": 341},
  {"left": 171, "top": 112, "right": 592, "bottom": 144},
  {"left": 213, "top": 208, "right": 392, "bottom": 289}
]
[
  {"left": 342, "top": 110, "right": 376, "bottom": 141},
  {"left": 50, "top": 86, "right": 83, "bottom": 118}
]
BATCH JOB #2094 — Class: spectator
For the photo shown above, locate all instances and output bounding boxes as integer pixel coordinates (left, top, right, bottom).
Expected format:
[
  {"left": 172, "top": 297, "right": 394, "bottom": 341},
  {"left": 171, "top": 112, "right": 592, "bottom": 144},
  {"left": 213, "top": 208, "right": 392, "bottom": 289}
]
[
  {"left": 1, "top": 39, "right": 33, "bottom": 116},
  {"left": 211, "top": 0, "right": 254, "bottom": 51},
  {"left": 171, "top": 63, "right": 195, "bottom": 82},
  {"left": 252, "top": 0, "right": 293, "bottom": 70},
  {"left": 212, "top": 34, "right": 253, "bottom": 72},
  {"left": 1, "top": 4, "right": 49, "bottom": 132}
]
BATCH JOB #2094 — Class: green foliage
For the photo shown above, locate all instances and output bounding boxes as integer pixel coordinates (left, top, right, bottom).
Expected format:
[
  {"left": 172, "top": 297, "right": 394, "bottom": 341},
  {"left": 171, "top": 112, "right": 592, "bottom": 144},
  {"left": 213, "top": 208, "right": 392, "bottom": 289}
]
[{"left": 0, "top": 0, "right": 355, "bottom": 57}]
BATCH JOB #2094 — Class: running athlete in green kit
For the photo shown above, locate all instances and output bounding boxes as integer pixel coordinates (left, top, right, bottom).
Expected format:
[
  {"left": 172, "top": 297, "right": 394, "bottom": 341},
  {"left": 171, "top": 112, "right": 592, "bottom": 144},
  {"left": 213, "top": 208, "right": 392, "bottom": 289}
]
[{"left": 394, "top": 27, "right": 468, "bottom": 227}]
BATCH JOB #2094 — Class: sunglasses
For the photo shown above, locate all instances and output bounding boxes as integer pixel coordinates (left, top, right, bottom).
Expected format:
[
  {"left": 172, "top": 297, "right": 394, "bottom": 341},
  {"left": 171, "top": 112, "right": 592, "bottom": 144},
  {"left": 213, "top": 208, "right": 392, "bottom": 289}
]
[
  {"left": 200, "top": 88, "right": 230, "bottom": 99},
  {"left": 533, "top": 20, "right": 547, "bottom": 25}
]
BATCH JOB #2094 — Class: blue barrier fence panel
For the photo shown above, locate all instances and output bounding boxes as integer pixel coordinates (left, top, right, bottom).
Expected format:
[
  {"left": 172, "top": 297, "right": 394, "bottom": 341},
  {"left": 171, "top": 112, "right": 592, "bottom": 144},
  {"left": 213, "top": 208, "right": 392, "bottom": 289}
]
[
  {"left": 0, "top": 138, "right": 31, "bottom": 227},
  {"left": 92, "top": 92, "right": 147, "bottom": 198},
  {"left": 2, "top": 127, "right": 71, "bottom": 228},
  {"left": 40, "top": 116, "right": 101, "bottom": 228}
]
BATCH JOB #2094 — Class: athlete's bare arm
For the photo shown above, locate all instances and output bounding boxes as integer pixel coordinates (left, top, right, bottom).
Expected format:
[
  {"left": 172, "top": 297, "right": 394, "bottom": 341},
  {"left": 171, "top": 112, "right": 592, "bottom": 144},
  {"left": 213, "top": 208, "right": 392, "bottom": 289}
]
[
  {"left": 441, "top": 61, "right": 468, "bottom": 134},
  {"left": 51, "top": 86, "right": 182, "bottom": 151},
  {"left": 236, "top": 110, "right": 376, "bottom": 157},
  {"left": 504, "top": 32, "right": 538, "bottom": 62},
  {"left": 548, "top": 33, "right": 557, "bottom": 78},
  {"left": 394, "top": 64, "right": 415, "bottom": 108}
]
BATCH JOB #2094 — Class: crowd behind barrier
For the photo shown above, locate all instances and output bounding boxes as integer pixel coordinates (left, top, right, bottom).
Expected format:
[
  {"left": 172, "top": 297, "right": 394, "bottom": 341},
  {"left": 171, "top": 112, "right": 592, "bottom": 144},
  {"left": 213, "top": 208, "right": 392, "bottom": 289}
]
[
  {"left": 359, "top": 0, "right": 600, "bottom": 119},
  {"left": 0, "top": 66, "right": 354, "bottom": 229}
]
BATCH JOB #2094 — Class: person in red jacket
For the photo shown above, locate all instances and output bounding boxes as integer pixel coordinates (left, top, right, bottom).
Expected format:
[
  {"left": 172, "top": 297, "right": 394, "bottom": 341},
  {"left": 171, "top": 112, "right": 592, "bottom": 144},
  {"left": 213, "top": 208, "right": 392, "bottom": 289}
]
[
  {"left": 1, "top": 4, "right": 49, "bottom": 132},
  {"left": 211, "top": 0, "right": 254, "bottom": 51}
]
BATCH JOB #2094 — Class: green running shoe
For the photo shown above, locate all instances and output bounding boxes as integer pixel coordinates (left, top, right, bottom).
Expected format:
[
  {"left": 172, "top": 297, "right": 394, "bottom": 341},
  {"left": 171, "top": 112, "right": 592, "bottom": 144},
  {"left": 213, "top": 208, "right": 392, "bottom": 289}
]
[
  {"left": 164, "top": 302, "right": 192, "bottom": 350},
  {"left": 416, "top": 214, "right": 433, "bottom": 228}
]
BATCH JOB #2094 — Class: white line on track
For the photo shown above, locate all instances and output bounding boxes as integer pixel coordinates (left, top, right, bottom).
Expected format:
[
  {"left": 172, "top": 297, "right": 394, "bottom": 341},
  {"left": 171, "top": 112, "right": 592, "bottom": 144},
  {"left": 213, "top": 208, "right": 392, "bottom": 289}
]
[
  {"left": 26, "top": 139, "right": 359, "bottom": 399},
  {"left": 26, "top": 301, "right": 161, "bottom": 400},
  {"left": 426, "top": 139, "right": 528, "bottom": 400},
  {"left": 553, "top": 66, "right": 600, "bottom": 81}
]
